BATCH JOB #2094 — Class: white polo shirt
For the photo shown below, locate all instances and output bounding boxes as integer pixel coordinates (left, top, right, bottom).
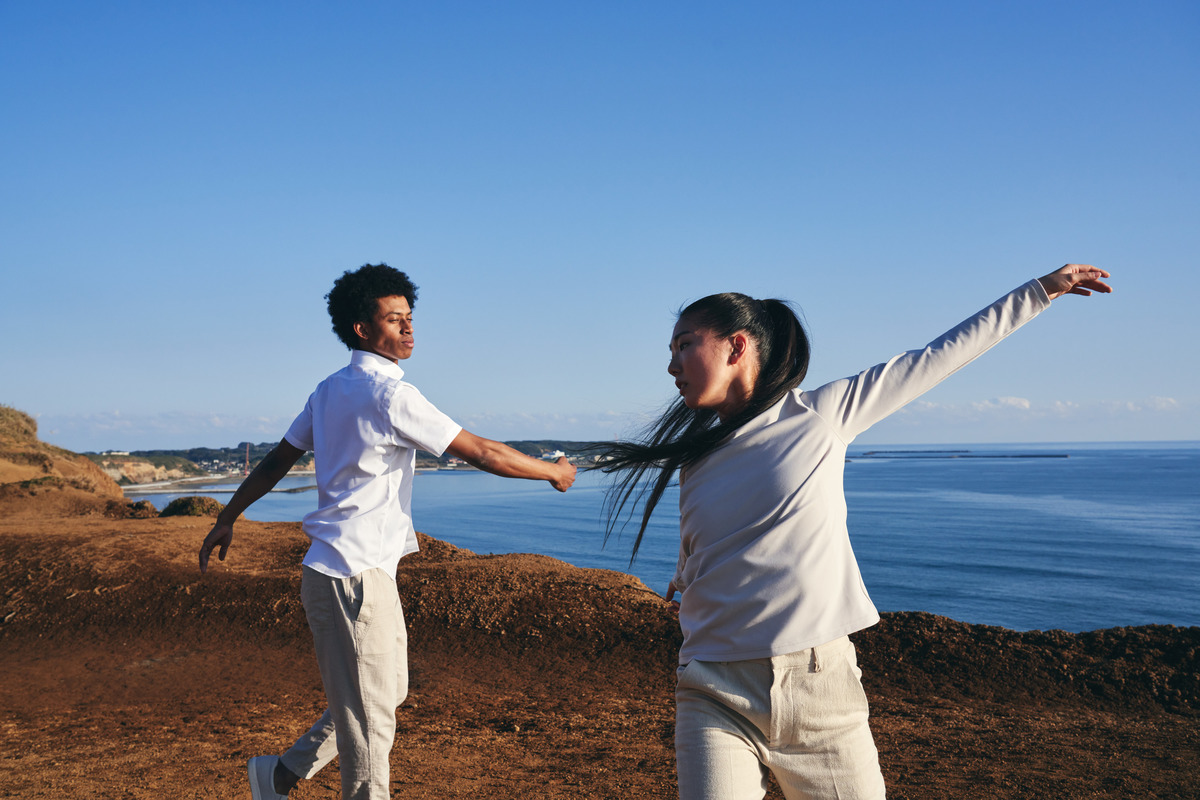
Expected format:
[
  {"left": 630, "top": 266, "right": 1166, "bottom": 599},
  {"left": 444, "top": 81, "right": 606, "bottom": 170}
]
[{"left": 284, "top": 350, "right": 462, "bottom": 579}]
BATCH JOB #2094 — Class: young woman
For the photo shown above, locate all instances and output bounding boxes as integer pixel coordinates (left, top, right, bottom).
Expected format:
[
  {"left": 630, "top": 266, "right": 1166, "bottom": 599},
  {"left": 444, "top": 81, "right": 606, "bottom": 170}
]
[{"left": 596, "top": 264, "right": 1111, "bottom": 800}]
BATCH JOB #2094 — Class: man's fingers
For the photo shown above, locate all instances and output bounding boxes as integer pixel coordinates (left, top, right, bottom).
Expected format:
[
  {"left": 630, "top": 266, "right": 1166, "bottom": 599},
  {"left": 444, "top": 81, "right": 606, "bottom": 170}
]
[{"left": 199, "top": 528, "right": 232, "bottom": 573}]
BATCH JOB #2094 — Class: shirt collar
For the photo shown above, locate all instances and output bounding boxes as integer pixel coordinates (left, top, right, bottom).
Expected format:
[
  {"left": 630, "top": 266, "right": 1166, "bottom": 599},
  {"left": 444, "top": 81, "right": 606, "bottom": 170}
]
[{"left": 350, "top": 349, "right": 405, "bottom": 380}]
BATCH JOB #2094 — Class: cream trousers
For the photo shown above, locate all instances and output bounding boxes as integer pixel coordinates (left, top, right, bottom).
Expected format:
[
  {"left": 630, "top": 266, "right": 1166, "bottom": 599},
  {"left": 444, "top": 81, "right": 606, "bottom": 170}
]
[
  {"left": 675, "top": 636, "right": 886, "bottom": 800},
  {"left": 280, "top": 566, "right": 408, "bottom": 800}
]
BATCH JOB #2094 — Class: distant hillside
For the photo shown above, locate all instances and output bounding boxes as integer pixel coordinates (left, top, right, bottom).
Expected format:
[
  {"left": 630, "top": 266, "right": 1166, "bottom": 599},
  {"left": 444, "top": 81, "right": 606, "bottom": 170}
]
[
  {"left": 85, "top": 442, "right": 315, "bottom": 482},
  {"left": 82, "top": 439, "right": 599, "bottom": 475},
  {"left": 83, "top": 452, "right": 207, "bottom": 486},
  {"left": 0, "top": 404, "right": 124, "bottom": 514},
  {"left": 419, "top": 439, "right": 601, "bottom": 469}
]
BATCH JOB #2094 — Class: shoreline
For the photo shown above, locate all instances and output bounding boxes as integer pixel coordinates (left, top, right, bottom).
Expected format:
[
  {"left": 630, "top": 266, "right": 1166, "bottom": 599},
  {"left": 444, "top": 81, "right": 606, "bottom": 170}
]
[
  {"left": 120, "top": 470, "right": 317, "bottom": 494},
  {"left": 119, "top": 465, "right": 497, "bottom": 494}
]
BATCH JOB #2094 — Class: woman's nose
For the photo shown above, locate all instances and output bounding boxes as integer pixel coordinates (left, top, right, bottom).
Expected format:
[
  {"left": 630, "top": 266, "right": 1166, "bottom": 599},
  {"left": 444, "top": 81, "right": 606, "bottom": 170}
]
[{"left": 667, "top": 356, "right": 680, "bottom": 375}]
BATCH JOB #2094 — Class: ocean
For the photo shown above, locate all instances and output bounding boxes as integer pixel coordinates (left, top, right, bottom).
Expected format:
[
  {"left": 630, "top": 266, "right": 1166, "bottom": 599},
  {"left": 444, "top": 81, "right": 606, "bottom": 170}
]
[{"left": 132, "top": 442, "right": 1200, "bottom": 633}]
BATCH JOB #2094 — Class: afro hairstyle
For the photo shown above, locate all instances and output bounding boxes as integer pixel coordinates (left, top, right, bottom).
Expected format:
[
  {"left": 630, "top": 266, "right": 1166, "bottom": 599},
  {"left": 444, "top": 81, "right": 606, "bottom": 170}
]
[{"left": 325, "top": 263, "right": 419, "bottom": 350}]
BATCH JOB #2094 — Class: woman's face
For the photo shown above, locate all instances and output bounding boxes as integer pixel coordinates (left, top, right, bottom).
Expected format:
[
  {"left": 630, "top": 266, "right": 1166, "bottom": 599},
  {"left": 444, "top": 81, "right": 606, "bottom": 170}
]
[{"left": 668, "top": 316, "right": 755, "bottom": 420}]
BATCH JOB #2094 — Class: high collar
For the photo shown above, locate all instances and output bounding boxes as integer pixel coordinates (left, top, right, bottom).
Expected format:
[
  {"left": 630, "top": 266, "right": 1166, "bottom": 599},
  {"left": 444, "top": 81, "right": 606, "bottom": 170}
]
[{"left": 350, "top": 349, "right": 406, "bottom": 380}]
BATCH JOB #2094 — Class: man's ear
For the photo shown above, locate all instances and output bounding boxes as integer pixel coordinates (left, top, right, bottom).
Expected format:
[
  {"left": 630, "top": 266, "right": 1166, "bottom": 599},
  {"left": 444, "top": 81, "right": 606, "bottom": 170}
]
[{"left": 353, "top": 320, "right": 371, "bottom": 341}]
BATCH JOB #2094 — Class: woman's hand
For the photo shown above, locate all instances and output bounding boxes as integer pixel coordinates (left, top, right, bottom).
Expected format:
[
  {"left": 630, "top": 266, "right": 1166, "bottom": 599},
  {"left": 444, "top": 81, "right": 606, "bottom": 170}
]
[
  {"left": 1038, "top": 264, "right": 1113, "bottom": 300},
  {"left": 665, "top": 581, "right": 681, "bottom": 614}
]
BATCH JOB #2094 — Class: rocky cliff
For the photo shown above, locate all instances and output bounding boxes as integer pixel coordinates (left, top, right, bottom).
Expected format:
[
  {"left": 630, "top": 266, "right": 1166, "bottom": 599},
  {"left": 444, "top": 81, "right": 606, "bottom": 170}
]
[
  {"left": 90, "top": 454, "right": 206, "bottom": 485},
  {"left": 0, "top": 405, "right": 125, "bottom": 515}
]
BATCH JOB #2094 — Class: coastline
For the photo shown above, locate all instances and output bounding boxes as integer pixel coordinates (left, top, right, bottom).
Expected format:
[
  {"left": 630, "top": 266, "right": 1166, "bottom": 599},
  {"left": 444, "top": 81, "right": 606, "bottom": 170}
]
[
  {"left": 118, "top": 465, "right": 491, "bottom": 494},
  {"left": 120, "top": 469, "right": 317, "bottom": 494}
]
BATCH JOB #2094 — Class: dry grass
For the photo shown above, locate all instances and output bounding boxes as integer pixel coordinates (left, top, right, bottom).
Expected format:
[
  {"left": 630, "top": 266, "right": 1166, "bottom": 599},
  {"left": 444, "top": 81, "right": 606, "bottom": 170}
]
[{"left": 0, "top": 405, "right": 38, "bottom": 444}]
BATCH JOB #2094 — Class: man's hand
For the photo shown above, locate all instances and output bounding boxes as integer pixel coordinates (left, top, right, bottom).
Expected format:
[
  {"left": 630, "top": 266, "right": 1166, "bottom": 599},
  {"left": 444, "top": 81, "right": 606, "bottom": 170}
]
[
  {"left": 194, "top": 438, "right": 305, "bottom": 574},
  {"left": 550, "top": 456, "right": 576, "bottom": 492},
  {"left": 199, "top": 521, "right": 234, "bottom": 574},
  {"left": 447, "top": 430, "right": 578, "bottom": 491},
  {"left": 1038, "top": 264, "right": 1112, "bottom": 300}
]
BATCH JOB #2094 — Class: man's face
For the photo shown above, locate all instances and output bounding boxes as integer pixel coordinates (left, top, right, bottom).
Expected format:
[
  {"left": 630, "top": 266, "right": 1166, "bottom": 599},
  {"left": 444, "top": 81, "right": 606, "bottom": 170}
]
[{"left": 354, "top": 295, "right": 414, "bottom": 362}]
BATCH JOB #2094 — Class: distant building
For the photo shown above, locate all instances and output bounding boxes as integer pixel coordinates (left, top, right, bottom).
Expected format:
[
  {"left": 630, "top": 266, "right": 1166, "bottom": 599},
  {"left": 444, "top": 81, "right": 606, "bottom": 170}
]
[{"left": 542, "top": 450, "right": 566, "bottom": 460}]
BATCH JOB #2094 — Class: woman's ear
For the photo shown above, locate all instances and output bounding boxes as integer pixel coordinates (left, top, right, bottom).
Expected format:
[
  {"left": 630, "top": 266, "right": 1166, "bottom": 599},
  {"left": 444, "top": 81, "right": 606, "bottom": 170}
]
[{"left": 729, "top": 332, "right": 749, "bottom": 364}]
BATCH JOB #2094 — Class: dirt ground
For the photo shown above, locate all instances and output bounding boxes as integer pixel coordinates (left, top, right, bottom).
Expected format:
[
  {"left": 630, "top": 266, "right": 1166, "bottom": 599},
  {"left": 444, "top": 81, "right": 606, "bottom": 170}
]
[{"left": 2, "top": 503, "right": 1198, "bottom": 799}]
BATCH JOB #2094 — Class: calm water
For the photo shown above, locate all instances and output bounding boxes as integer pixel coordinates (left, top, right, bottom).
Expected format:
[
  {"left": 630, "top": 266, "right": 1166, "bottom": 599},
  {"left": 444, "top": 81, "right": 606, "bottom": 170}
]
[{"left": 134, "top": 443, "right": 1200, "bottom": 632}]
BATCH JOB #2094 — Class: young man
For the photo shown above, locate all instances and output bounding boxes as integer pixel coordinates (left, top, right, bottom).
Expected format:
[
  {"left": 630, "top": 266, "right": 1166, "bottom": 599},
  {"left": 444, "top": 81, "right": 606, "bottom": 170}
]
[{"left": 198, "top": 264, "right": 576, "bottom": 800}]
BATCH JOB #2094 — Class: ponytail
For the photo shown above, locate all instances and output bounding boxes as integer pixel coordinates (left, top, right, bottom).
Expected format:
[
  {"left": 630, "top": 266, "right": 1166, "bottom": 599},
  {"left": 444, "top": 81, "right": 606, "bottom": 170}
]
[{"left": 591, "top": 293, "right": 810, "bottom": 561}]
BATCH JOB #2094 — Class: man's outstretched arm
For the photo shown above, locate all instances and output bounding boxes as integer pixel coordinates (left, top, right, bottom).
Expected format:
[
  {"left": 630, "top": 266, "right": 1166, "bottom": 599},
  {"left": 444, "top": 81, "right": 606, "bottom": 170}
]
[
  {"left": 446, "top": 430, "right": 576, "bottom": 492},
  {"left": 198, "top": 438, "right": 307, "bottom": 573}
]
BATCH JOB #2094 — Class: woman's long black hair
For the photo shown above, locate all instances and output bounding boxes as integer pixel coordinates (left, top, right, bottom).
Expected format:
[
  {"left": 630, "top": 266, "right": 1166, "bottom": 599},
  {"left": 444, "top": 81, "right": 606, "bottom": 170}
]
[{"left": 592, "top": 292, "right": 811, "bottom": 561}]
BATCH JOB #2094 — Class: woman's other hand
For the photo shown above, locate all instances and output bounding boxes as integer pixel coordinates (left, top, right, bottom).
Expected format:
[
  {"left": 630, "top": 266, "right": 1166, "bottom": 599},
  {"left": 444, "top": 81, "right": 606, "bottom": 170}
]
[{"left": 665, "top": 581, "right": 681, "bottom": 614}]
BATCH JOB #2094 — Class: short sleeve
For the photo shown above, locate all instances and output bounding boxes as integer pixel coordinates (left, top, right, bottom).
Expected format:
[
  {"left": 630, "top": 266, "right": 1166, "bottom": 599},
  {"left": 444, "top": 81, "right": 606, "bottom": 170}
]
[
  {"left": 283, "top": 396, "right": 315, "bottom": 452},
  {"left": 387, "top": 384, "right": 462, "bottom": 457}
]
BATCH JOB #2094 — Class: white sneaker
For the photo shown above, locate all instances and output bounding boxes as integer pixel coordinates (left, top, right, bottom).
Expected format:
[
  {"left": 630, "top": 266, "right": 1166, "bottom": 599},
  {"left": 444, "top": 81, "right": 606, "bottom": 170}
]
[{"left": 248, "top": 755, "right": 288, "bottom": 800}]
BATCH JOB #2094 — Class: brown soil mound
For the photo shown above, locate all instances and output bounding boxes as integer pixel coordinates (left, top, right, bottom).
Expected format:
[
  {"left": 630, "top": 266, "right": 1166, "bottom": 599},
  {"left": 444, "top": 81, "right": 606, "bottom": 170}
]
[
  {"left": 159, "top": 494, "right": 225, "bottom": 517},
  {"left": 1, "top": 508, "right": 1197, "bottom": 799}
]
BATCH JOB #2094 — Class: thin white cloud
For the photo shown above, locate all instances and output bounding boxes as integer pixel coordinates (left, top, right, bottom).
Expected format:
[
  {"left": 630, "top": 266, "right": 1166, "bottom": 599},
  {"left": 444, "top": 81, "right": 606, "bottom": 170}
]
[
  {"left": 35, "top": 411, "right": 297, "bottom": 452},
  {"left": 871, "top": 395, "right": 1198, "bottom": 443},
  {"left": 970, "top": 396, "right": 1032, "bottom": 412}
]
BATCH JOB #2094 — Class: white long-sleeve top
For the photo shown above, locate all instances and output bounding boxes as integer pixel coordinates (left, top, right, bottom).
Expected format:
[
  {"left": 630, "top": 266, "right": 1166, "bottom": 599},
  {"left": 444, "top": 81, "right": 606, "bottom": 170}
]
[{"left": 672, "top": 279, "right": 1051, "bottom": 664}]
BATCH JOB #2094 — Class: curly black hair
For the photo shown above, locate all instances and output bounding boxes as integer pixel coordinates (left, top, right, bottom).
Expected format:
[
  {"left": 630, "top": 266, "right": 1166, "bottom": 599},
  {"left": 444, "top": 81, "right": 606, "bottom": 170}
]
[{"left": 325, "top": 263, "right": 419, "bottom": 350}]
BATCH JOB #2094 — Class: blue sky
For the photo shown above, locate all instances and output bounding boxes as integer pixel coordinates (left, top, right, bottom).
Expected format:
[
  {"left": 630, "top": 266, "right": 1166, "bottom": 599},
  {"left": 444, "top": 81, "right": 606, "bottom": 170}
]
[{"left": 2, "top": 1, "right": 1197, "bottom": 452}]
